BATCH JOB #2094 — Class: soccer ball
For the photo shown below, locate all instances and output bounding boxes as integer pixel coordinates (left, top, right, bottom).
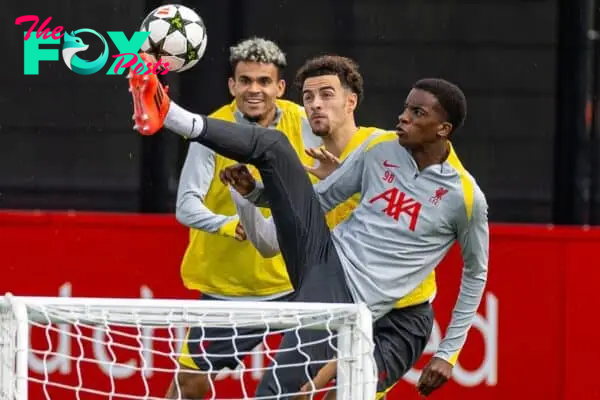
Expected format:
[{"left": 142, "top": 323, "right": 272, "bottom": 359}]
[{"left": 140, "top": 4, "right": 207, "bottom": 73}]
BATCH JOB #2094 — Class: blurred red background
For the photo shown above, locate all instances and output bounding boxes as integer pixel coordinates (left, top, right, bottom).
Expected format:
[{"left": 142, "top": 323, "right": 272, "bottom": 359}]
[{"left": 1, "top": 211, "right": 599, "bottom": 399}]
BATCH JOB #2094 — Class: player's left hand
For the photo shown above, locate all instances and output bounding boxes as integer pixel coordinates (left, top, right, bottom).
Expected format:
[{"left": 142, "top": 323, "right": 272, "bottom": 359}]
[
  {"left": 294, "top": 361, "right": 337, "bottom": 400},
  {"left": 304, "top": 147, "right": 340, "bottom": 180},
  {"left": 416, "top": 357, "right": 453, "bottom": 397}
]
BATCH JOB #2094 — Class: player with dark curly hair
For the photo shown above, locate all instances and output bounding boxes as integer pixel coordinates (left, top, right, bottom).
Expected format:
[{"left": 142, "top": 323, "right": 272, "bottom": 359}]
[{"left": 228, "top": 57, "right": 451, "bottom": 398}]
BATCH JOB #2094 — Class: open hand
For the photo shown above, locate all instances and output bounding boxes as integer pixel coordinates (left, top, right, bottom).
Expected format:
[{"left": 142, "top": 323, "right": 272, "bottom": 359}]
[
  {"left": 219, "top": 164, "right": 256, "bottom": 196},
  {"left": 304, "top": 147, "right": 341, "bottom": 180},
  {"left": 416, "top": 357, "right": 453, "bottom": 397}
]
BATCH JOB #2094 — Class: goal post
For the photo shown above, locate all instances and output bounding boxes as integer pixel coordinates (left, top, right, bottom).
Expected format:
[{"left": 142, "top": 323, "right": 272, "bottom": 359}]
[{"left": 0, "top": 293, "right": 376, "bottom": 399}]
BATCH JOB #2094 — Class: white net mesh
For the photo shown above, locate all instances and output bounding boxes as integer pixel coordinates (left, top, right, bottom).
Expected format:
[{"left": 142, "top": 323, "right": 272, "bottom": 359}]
[{"left": 0, "top": 294, "right": 376, "bottom": 400}]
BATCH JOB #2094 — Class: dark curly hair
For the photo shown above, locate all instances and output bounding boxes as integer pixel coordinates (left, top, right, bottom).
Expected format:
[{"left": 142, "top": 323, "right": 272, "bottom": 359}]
[{"left": 294, "top": 55, "right": 364, "bottom": 104}]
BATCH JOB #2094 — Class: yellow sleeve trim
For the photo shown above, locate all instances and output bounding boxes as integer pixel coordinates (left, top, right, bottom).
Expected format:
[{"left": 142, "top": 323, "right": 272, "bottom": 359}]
[
  {"left": 446, "top": 142, "right": 474, "bottom": 221},
  {"left": 217, "top": 218, "right": 239, "bottom": 238},
  {"left": 376, "top": 380, "right": 399, "bottom": 399},
  {"left": 447, "top": 349, "right": 461, "bottom": 366},
  {"left": 364, "top": 132, "right": 398, "bottom": 152}
]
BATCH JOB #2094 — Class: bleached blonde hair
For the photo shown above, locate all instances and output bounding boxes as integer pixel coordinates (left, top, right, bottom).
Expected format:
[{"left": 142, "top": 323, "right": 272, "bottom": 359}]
[{"left": 229, "top": 37, "right": 287, "bottom": 72}]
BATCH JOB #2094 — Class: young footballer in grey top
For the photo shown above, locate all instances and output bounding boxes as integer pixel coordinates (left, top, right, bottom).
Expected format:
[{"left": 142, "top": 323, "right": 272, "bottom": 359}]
[
  {"left": 223, "top": 80, "right": 489, "bottom": 397},
  {"left": 129, "top": 57, "right": 489, "bottom": 397}
]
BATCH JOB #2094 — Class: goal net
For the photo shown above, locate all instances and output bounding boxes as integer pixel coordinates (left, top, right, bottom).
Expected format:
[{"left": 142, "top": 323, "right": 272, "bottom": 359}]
[{"left": 0, "top": 294, "right": 376, "bottom": 399}]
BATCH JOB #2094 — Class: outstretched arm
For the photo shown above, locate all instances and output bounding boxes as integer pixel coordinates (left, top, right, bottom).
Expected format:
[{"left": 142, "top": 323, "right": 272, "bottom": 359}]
[{"left": 417, "top": 187, "right": 489, "bottom": 396}]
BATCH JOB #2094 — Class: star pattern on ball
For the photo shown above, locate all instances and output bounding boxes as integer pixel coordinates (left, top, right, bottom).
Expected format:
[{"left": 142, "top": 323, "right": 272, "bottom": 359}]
[
  {"left": 139, "top": 5, "right": 207, "bottom": 72},
  {"left": 146, "top": 33, "right": 172, "bottom": 58},
  {"left": 166, "top": 10, "right": 187, "bottom": 36},
  {"left": 186, "top": 41, "right": 199, "bottom": 61}
]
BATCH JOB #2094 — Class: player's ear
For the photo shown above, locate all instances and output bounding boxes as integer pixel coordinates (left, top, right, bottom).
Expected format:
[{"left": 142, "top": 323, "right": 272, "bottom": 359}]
[
  {"left": 228, "top": 77, "right": 236, "bottom": 97},
  {"left": 346, "top": 92, "right": 358, "bottom": 114},
  {"left": 276, "top": 78, "right": 286, "bottom": 98},
  {"left": 437, "top": 122, "right": 452, "bottom": 138}
]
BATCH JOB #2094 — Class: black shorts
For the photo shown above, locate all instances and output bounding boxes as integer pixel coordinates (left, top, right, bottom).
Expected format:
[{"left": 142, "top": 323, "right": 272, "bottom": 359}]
[
  {"left": 254, "top": 253, "right": 434, "bottom": 397},
  {"left": 178, "top": 293, "right": 292, "bottom": 371}
]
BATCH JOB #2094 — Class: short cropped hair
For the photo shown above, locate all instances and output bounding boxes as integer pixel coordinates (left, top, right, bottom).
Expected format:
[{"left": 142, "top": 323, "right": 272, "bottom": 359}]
[
  {"left": 294, "top": 55, "right": 364, "bottom": 104},
  {"left": 229, "top": 37, "right": 287, "bottom": 74},
  {"left": 413, "top": 78, "right": 467, "bottom": 133}
]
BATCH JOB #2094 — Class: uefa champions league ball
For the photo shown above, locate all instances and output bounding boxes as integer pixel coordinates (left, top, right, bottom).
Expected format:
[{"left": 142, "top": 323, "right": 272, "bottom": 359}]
[{"left": 140, "top": 4, "right": 207, "bottom": 73}]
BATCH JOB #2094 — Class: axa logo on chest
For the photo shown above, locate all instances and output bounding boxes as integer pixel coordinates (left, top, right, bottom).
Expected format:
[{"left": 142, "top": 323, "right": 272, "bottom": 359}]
[{"left": 15, "top": 15, "right": 167, "bottom": 76}]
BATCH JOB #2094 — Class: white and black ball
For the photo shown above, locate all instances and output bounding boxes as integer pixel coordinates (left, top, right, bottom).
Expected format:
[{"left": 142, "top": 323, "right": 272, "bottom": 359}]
[{"left": 140, "top": 4, "right": 207, "bottom": 73}]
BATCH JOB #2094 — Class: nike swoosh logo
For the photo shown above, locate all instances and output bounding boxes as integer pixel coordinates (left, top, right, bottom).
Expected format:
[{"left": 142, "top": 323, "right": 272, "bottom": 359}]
[
  {"left": 383, "top": 160, "right": 399, "bottom": 168},
  {"left": 190, "top": 118, "right": 196, "bottom": 136}
]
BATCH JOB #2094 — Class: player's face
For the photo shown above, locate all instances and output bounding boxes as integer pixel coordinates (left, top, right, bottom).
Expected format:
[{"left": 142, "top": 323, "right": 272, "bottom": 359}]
[
  {"left": 396, "top": 89, "right": 452, "bottom": 149},
  {"left": 302, "top": 75, "right": 357, "bottom": 137},
  {"left": 229, "top": 61, "right": 285, "bottom": 124}
]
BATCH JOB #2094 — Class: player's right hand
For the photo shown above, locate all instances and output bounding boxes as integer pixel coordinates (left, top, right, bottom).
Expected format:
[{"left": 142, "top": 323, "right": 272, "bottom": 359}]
[
  {"left": 219, "top": 164, "right": 256, "bottom": 196},
  {"left": 235, "top": 223, "right": 247, "bottom": 241},
  {"left": 304, "top": 147, "right": 340, "bottom": 180}
]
